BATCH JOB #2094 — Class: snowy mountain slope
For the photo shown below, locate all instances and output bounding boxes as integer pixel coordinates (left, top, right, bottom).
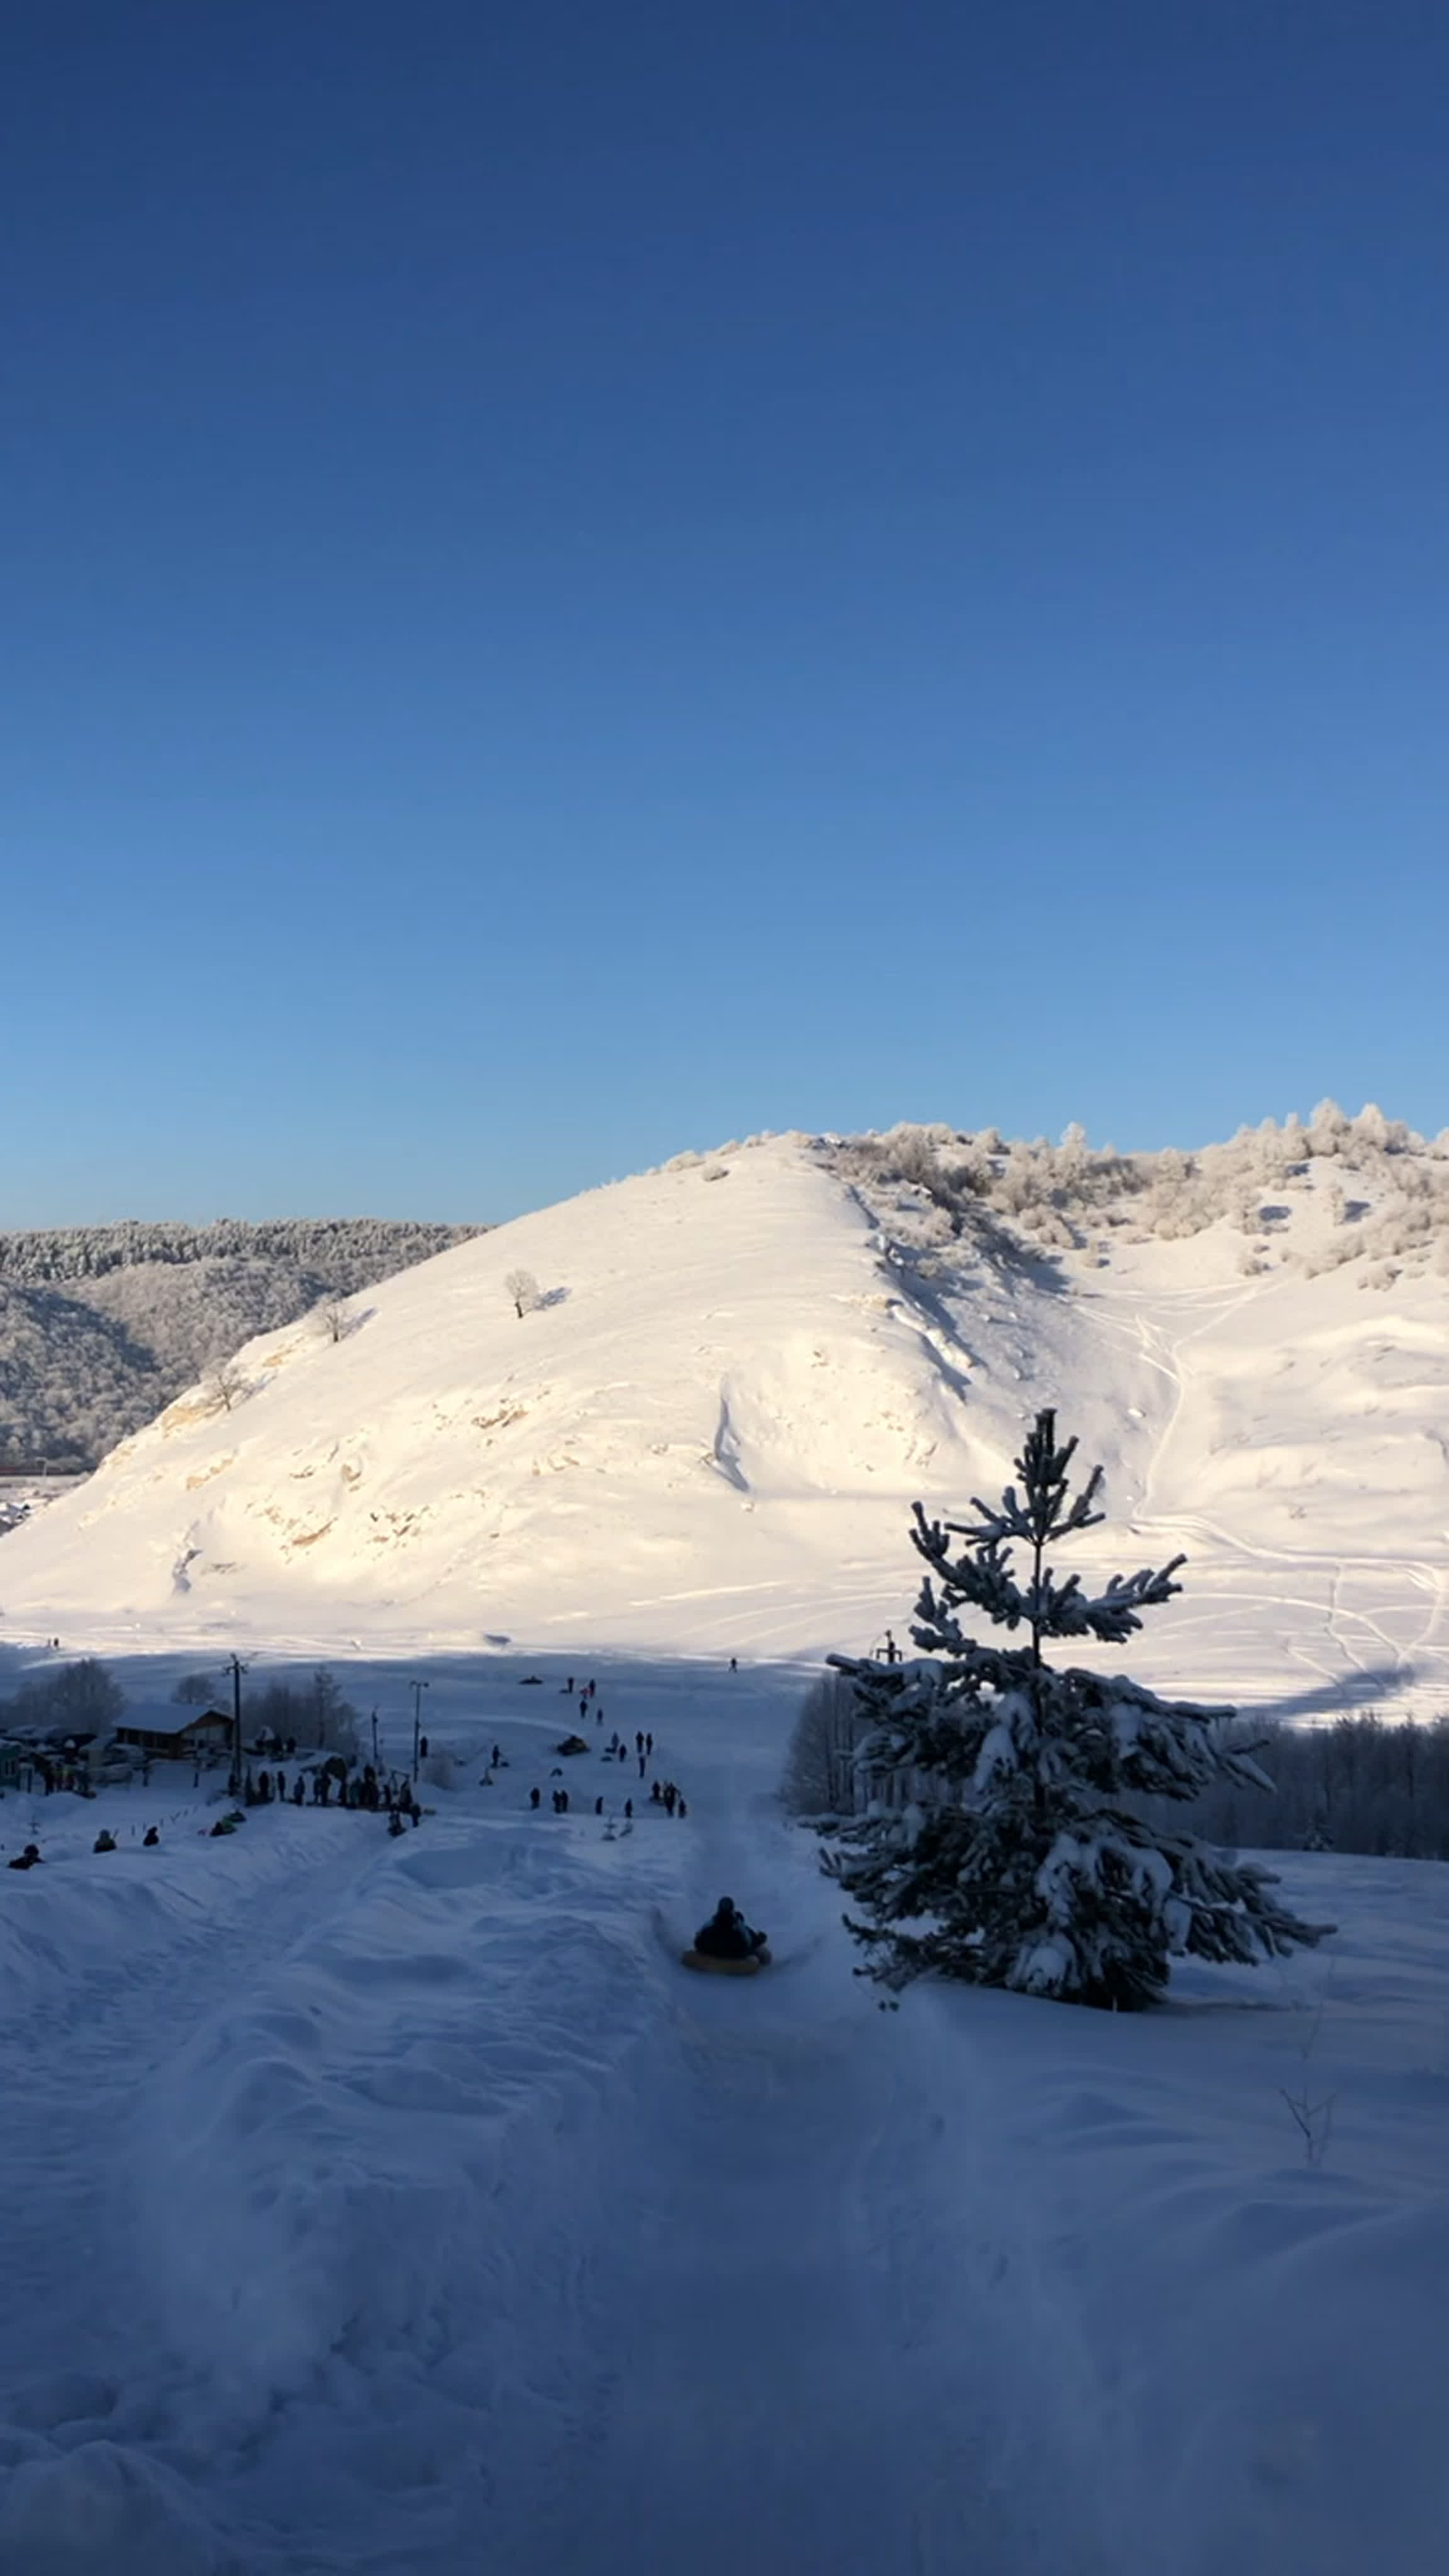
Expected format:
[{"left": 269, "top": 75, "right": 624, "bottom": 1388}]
[{"left": 1, "top": 1130, "right": 1446, "bottom": 1715}]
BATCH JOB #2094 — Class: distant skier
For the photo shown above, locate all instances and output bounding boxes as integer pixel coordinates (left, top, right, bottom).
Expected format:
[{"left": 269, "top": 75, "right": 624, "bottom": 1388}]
[
  {"left": 635, "top": 1732, "right": 644, "bottom": 1755},
  {"left": 595, "top": 1796, "right": 604, "bottom": 1816},
  {"left": 388, "top": 1807, "right": 405, "bottom": 1838},
  {"left": 677, "top": 1796, "right": 688, "bottom": 1819},
  {"left": 143, "top": 1824, "right": 160, "bottom": 1847},
  {"left": 624, "top": 1799, "right": 633, "bottom": 1819},
  {"left": 638, "top": 1754, "right": 647, "bottom": 1779},
  {"left": 645, "top": 1732, "right": 653, "bottom": 1757},
  {"left": 530, "top": 1786, "right": 541, "bottom": 1810},
  {"left": 92, "top": 1829, "right": 116, "bottom": 1853}
]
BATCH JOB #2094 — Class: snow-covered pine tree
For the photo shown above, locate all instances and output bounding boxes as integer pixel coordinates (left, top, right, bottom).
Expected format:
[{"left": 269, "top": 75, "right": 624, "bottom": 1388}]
[{"left": 825, "top": 1409, "right": 1333, "bottom": 2009}]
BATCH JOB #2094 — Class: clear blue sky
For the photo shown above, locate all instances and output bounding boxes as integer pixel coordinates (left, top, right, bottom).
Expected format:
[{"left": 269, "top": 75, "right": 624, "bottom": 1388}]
[{"left": 4, "top": 0, "right": 1446, "bottom": 1224}]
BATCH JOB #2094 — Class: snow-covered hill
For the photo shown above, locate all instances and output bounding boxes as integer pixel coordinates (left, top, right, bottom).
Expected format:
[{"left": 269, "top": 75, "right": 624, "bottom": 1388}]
[{"left": 1, "top": 1126, "right": 1446, "bottom": 1716}]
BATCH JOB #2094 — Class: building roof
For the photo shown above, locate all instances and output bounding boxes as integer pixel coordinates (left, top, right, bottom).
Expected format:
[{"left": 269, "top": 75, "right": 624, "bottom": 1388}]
[{"left": 113, "top": 1704, "right": 231, "bottom": 1738}]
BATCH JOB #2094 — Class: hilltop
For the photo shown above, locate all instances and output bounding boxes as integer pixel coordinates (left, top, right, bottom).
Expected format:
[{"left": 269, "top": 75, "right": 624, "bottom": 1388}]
[{"left": 1, "top": 1109, "right": 1445, "bottom": 1713}]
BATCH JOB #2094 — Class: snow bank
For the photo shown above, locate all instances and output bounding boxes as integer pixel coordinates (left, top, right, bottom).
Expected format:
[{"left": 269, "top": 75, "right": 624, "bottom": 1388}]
[
  {"left": 926, "top": 1852, "right": 1449, "bottom": 2576},
  {"left": 134, "top": 1818, "right": 674, "bottom": 2421}
]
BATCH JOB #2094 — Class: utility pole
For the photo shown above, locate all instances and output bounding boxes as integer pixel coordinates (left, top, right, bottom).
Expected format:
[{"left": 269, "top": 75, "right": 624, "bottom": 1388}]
[
  {"left": 226, "top": 1653, "right": 248, "bottom": 1797},
  {"left": 411, "top": 1677, "right": 428, "bottom": 1783}
]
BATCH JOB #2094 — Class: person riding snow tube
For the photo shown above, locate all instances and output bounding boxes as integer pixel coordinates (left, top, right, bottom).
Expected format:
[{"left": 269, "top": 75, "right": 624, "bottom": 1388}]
[{"left": 691, "top": 1897, "right": 769, "bottom": 1963}]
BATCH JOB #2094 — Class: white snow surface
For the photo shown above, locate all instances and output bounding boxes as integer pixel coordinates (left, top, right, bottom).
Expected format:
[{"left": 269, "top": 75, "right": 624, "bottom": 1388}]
[
  {"left": 2, "top": 1133, "right": 1446, "bottom": 1721},
  {"left": 0, "top": 1650, "right": 1445, "bottom": 2575}
]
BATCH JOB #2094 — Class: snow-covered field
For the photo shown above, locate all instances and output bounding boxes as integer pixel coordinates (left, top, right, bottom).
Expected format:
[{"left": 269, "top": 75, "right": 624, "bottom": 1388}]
[
  {"left": 0, "top": 1645, "right": 1444, "bottom": 2576},
  {"left": 2, "top": 1129, "right": 1446, "bottom": 2568},
  {"left": 2, "top": 1132, "right": 1446, "bottom": 1723}
]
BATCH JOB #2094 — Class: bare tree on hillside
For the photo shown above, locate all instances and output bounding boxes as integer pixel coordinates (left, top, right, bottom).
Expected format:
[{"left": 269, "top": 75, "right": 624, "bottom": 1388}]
[
  {"left": 204, "top": 1357, "right": 248, "bottom": 1414},
  {"left": 504, "top": 1268, "right": 540, "bottom": 1320}
]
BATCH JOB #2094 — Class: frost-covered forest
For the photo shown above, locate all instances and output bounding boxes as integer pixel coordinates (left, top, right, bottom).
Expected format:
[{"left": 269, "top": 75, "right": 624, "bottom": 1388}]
[
  {"left": 0, "top": 1219, "right": 479, "bottom": 1470},
  {"left": 814, "top": 1099, "right": 1449, "bottom": 1283},
  {"left": 786, "top": 1676, "right": 1449, "bottom": 1862}
]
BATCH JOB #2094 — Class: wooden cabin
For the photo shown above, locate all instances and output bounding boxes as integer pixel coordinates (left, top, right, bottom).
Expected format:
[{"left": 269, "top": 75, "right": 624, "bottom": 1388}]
[{"left": 113, "top": 1706, "right": 232, "bottom": 1762}]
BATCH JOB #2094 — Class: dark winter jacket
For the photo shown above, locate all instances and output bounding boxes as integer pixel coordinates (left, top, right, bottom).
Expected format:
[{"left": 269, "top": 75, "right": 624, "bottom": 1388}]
[{"left": 693, "top": 1907, "right": 762, "bottom": 1961}]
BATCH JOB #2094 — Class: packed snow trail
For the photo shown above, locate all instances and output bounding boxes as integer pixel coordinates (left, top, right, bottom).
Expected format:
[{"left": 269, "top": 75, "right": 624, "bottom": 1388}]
[
  {"left": 0, "top": 1667, "right": 1114, "bottom": 2575},
  {"left": 477, "top": 1804, "right": 1114, "bottom": 2576},
  {"left": 3, "top": 1655, "right": 1446, "bottom": 2575}
]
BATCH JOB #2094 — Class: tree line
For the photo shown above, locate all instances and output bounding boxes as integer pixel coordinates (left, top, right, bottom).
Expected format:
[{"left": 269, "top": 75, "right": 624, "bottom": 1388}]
[
  {"left": 0, "top": 1218, "right": 484, "bottom": 1468},
  {"left": 0, "top": 1217, "right": 480, "bottom": 1285},
  {"left": 787, "top": 1668, "right": 1449, "bottom": 1863}
]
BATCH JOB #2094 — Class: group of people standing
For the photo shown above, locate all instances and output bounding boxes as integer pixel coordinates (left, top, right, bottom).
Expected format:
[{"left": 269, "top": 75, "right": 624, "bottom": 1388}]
[{"left": 528, "top": 1716, "right": 690, "bottom": 1824}]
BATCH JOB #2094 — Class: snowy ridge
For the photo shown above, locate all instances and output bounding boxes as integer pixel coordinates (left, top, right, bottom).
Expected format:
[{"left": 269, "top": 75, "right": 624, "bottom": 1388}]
[{"left": 0, "top": 1128, "right": 1445, "bottom": 1716}]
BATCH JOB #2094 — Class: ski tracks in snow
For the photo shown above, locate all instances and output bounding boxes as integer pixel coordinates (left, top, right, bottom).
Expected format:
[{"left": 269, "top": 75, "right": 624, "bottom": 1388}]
[{"left": 480, "top": 1818, "right": 1116, "bottom": 2576}]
